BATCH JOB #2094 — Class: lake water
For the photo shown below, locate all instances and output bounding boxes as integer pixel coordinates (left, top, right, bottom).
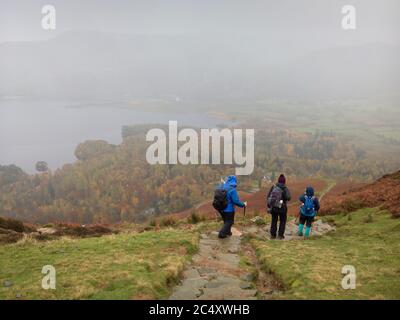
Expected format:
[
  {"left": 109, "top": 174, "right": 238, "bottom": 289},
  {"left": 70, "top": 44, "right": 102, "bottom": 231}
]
[{"left": 0, "top": 99, "right": 222, "bottom": 173}]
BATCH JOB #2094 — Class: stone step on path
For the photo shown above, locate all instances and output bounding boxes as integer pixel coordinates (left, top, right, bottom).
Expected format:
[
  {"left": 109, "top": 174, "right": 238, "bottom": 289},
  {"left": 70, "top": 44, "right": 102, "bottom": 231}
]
[{"left": 169, "top": 228, "right": 258, "bottom": 300}]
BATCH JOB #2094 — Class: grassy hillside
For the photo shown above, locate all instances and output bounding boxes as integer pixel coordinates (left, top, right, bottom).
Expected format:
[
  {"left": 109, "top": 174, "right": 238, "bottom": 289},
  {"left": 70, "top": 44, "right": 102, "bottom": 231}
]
[
  {"left": 251, "top": 208, "right": 400, "bottom": 299},
  {"left": 0, "top": 229, "right": 198, "bottom": 300},
  {"left": 1, "top": 207, "right": 399, "bottom": 300},
  {"left": 1, "top": 169, "right": 400, "bottom": 300}
]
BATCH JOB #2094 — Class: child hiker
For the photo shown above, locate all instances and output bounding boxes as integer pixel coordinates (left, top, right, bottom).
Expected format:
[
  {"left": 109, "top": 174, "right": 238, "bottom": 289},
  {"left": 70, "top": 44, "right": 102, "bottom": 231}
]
[{"left": 298, "top": 186, "right": 320, "bottom": 238}]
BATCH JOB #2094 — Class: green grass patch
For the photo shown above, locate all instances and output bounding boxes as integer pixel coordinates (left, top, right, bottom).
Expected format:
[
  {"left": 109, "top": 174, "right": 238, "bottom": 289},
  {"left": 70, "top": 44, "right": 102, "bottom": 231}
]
[
  {"left": 0, "top": 229, "right": 198, "bottom": 300},
  {"left": 251, "top": 208, "right": 400, "bottom": 299}
]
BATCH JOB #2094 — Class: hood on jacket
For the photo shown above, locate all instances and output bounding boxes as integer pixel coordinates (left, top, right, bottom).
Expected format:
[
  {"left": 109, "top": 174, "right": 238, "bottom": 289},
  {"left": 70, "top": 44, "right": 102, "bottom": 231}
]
[
  {"left": 306, "top": 186, "right": 314, "bottom": 197},
  {"left": 224, "top": 175, "right": 237, "bottom": 188},
  {"left": 278, "top": 174, "right": 286, "bottom": 184}
]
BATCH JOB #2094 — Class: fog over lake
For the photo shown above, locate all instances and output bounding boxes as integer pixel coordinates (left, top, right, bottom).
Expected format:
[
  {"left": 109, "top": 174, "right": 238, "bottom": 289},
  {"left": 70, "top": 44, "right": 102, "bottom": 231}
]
[
  {"left": 0, "top": 99, "right": 221, "bottom": 173},
  {"left": 1, "top": 1, "right": 399, "bottom": 174}
]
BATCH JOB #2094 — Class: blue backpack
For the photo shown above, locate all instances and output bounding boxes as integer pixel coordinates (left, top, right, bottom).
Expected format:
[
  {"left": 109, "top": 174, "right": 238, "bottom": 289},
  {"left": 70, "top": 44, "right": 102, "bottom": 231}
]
[{"left": 301, "top": 196, "right": 316, "bottom": 217}]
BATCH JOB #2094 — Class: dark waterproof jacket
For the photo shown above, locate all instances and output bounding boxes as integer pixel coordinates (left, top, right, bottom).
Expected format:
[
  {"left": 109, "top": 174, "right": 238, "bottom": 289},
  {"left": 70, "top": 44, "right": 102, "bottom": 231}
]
[{"left": 267, "top": 183, "right": 291, "bottom": 214}]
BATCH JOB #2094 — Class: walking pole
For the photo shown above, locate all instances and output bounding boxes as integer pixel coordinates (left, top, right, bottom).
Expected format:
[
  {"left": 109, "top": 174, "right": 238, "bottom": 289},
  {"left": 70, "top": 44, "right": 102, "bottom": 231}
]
[{"left": 215, "top": 210, "right": 221, "bottom": 221}]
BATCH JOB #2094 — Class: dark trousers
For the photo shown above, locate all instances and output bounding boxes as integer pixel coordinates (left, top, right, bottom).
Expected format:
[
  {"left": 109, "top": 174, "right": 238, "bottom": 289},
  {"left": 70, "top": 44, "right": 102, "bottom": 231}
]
[
  {"left": 219, "top": 211, "right": 235, "bottom": 238},
  {"left": 299, "top": 214, "right": 314, "bottom": 227},
  {"left": 270, "top": 209, "right": 287, "bottom": 237}
]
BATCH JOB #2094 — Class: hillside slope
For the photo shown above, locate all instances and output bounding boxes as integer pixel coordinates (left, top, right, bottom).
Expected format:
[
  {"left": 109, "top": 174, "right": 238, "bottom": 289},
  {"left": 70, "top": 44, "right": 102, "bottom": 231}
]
[
  {"left": 251, "top": 208, "right": 400, "bottom": 299},
  {"left": 0, "top": 228, "right": 198, "bottom": 299},
  {"left": 1, "top": 171, "right": 400, "bottom": 300},
  {"left": 321, "top": 171, "right": 400, "bottom": 218}
]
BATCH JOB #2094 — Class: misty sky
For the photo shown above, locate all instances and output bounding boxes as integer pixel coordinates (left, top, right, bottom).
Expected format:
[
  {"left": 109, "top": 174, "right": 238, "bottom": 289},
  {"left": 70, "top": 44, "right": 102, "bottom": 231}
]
[
  {"left": 1, "top": 0, "right": 399, "bottom": 100},
  {"left": 1, "top": 0, "right": 399, "bottom": 48},
  {"left": 1, "top": 0, "right": 399, "bottom": 173}
]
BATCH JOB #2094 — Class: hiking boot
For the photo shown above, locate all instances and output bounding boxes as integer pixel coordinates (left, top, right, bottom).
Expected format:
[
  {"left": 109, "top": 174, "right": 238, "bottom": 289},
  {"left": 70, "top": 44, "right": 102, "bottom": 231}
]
[
  {"left": 227, "top": 231, "right": 233, "bottom": 237},
  {"left": 277, "top": 235, "right": 285, "bottom": 240},
  {"left": 270, "top": 235, "right": 276, "bottom": 240},
  {"left": 218, "top": 234, "right": 228, "bottom": 239}
]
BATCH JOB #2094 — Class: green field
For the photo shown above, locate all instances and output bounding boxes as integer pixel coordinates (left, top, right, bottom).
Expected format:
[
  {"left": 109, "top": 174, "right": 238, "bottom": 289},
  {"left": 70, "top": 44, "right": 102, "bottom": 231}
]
[{"left": 0, "top": 229, "right": 198, "bottom": 300}]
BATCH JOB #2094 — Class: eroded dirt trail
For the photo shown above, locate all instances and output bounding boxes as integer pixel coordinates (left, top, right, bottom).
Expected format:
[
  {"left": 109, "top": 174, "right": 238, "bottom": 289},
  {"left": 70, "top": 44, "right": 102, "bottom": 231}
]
[{"left": 169, "top": 227, "right": 279, "bottom": 300}]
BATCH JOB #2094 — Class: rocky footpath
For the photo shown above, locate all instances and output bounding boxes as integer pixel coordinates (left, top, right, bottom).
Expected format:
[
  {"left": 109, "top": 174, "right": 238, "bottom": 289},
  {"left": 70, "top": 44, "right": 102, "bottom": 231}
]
[
  {"left": 170, "top": 218, "right": 335, "bottom": 300},
  {"left": 169, "top": 228, "right": 261, "bottom": 300}
]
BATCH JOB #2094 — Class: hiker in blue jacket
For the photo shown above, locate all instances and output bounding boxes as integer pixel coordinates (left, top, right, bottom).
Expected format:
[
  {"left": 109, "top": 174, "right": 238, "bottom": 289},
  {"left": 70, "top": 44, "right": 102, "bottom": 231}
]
[
  {"left": 298, "top": 186, "right": 320, "bottom": 238},
  {"left": 218, "top": 175, "right": 247, "bottom": 239}
]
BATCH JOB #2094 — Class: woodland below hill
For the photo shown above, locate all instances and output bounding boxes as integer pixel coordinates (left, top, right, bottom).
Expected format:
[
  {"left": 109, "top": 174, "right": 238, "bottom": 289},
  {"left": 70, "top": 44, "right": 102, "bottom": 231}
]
[{"left": 1, "top": 126, "right": 399, "bottom": 224}]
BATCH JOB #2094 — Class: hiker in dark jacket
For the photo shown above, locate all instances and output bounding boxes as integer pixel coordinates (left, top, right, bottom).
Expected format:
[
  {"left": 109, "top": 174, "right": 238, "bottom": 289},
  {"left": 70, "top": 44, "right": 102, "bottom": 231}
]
[
  {"left": 267, "top": 174, "right": 291, "bottom": 239},
  {"left": 298, "top": 186, "right": 320, "bottom": 238},
  {"left": 218, "top": 175, "right": 247, "bottom": 239}
]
